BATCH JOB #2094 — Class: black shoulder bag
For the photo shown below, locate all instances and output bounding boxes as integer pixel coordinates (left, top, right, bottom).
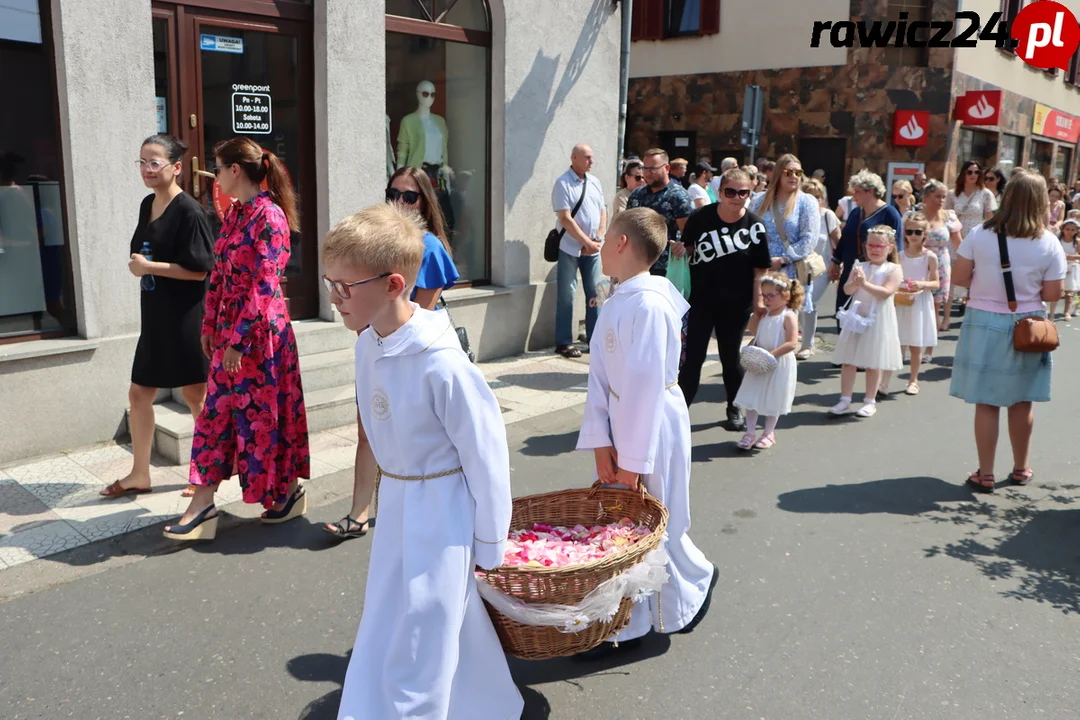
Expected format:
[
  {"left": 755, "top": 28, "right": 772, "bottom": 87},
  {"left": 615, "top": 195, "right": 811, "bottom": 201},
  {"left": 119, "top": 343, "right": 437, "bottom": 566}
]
[
  {"left": 544, "top": 176, "right": 589, "bottom": 262},
  {"left": 437, "top": 295, "right": 476, "bottom": 363}
]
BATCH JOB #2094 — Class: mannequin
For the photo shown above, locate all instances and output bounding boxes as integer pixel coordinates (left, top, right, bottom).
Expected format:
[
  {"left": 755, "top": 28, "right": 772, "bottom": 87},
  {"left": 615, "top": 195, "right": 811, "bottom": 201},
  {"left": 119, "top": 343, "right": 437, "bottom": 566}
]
[{"left": 396, "top": 80, "right": 455, "bottom": 230}]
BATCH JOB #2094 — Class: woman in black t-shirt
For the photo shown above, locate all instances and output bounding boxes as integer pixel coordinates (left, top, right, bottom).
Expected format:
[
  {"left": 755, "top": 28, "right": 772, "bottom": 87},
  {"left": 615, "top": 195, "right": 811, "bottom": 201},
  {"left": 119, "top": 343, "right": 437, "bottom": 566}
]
[
  {"left": 677, "top": 168, "right": 771, "bottom": 432},
  {"left": 100, "top": 135, "right": 215, "bottom": 500}
]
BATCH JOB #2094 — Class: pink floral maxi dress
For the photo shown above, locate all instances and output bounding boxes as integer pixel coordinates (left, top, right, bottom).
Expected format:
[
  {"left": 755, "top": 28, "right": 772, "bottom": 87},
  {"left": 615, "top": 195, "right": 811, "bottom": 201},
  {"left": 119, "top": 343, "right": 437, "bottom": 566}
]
[
  {"left": 191, "top": 192, "right": 310, "bottom": 507},
  {"left": 924, "top": 210, "right": 962, "bottom": 301}
]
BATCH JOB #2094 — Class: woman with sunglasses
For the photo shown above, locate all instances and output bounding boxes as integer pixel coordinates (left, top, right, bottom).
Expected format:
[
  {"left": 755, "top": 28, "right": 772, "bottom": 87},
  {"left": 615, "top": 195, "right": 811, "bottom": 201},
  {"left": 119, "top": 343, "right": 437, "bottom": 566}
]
[
  {"left": 796, "top": 178, "right": 842, "bottom": 359},
  {"left": 891, "top": 180, "right": 915, "bottom": 216},
  {"left": 1046, "top": 183, "right": 1067, "bottom": 235},
  {"left": 946, "top": 161, "right": 997, "bottom": 315},
  {"left": 920, "top": 179, "right": 964, "bottom": 335},
  {"left": 612, "top": 159, "right": 645, "bottom": 220},
  {"left": 320, "top": 166, "right": 459, "bottom": 541},
  {"left": 100, "top": 135, "right": 215, "bottom": 500},
  {"left": 163, "top": 136, "right": 310, "bottom": 541},
  {"left": 984, "top": 167, "right": 1006, "bottom": 204},
  {"left": 748, "top": 154, "right": 821, "bottom": 347}
]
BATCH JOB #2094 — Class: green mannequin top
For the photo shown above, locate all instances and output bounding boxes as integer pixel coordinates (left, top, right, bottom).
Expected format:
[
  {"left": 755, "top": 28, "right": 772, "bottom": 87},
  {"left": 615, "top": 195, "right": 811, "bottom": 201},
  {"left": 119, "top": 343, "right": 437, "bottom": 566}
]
[{"left": 396, "top": 112, "right": 449, "bottom": 169}]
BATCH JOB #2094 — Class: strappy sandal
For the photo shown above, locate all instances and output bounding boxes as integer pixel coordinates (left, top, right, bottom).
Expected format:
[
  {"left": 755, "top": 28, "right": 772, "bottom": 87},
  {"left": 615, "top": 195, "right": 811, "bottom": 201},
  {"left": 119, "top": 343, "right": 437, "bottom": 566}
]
[
  {"left": 965, "top": 470, "right": 995, "bottom": 494},
  {"left": 556, "top": 345, "right": 582, "bottom": 358},
  {"left": 99, "top": 480, "right": 152, "bottom": 499},
  {"left": 1008, "top": 468, "right": 1034, "bottom": 486},
  {"left": 753, "top": 433, "right": 776, "bottom": 450},
  {"left": 736, "top": 432, "right": 756, "bottom": 451},
  {"left": 322, "top": 516, "right": 369, "bottom": 539},
  {"left": 905, "top": 382, "right": 920, "bottom": 395}
]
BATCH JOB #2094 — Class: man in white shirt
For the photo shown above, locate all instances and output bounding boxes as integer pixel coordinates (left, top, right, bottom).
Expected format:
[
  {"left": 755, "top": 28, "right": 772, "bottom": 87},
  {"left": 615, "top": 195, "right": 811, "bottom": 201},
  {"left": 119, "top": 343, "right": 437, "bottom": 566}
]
[
  {"left": 552, "top": 143, "right": 607, "bottom": 358},
  {"left": 687, "top": 161, "right": 716, "bottom": 209}
]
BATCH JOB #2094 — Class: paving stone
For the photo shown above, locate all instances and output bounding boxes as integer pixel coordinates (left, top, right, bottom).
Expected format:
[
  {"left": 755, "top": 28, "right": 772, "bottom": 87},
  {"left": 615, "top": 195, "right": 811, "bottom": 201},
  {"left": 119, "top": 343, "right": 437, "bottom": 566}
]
[{"left": 0, "top": 520, "right": 90, "bottom": 567}]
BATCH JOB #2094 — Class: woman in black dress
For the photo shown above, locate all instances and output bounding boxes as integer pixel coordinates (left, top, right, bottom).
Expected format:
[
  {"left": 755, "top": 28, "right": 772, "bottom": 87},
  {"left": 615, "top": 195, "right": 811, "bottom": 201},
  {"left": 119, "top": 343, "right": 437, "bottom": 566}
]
[{"left": 99, "top": 135, "right": 214, "bottom": 499}]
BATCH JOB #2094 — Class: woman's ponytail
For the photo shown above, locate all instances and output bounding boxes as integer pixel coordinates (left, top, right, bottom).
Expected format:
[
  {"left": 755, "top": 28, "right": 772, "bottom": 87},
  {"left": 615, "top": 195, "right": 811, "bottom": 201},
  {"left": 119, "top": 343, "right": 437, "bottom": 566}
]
[{"left": 264, "top": 153, "right": 298, "bottom": 232}]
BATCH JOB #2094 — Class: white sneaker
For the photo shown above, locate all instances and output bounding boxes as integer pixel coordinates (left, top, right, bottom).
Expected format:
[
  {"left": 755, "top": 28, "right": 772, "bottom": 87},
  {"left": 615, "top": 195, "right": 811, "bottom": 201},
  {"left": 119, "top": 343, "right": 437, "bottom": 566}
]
[
  {"left": 856, "top": 402, "right": 878, "bottom": 418},
  {"left": 828, "top": 399, "right": 853, "bottom": 415},
  {"left": 922, "top": 354, "right": 932, "bottom": 363}
]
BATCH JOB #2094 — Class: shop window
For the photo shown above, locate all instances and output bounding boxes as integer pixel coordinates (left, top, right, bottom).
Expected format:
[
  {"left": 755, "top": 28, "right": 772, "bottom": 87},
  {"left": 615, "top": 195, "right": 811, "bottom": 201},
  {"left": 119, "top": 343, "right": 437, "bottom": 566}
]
[
  {"left": 883, "top": 0, "right": 929, "bottom": 67},
  {"left": 1054, "top": 147, "right": 1072, "bottom": 184},
  {"left": 998, "top": 133, "right": 1024, "bottom": 174},
  {"left": 1031, "top": 139, "right": 1054, "bottom": 179},
  {"left": 631, "top": 0, "right": 720, "bottom": 41},
  {"left": 959, "top": 129, "right": 998, "bottom": 171},
  {"left": 386, "top": 2, "right": 491, "bottom": 283},
  {"left": 0, "top": 0, "right": 75, "bottom": 342}
]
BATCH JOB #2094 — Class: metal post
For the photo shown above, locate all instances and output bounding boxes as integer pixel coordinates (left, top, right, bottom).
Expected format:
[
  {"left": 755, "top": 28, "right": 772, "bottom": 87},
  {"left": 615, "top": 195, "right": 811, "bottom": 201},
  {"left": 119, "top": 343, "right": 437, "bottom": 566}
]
[{"left": 616, "top": 0, "right": 633, "bottom": 185}]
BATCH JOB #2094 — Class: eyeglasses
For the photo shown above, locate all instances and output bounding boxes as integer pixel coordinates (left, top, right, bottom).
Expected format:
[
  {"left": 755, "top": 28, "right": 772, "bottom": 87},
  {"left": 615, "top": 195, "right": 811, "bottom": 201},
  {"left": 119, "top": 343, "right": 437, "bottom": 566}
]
[
  {"left": 386, "top": 188, "right": 421, "bottom": 204},
  {"left": 966, "top": 168, "right": 981, "bottom": 175},
  {"left": 136, "top": 159, "right": 174, "bottom": 172},
  {"left": 421, "top": 90, "right": 435, "bottom": 98},
  {"left": 867, "top": 243, "right": 891, "bottom": 250},
  {"left": 212, "top": 164, "right": 234, "bottom": 177},
  {"left": 904, "top": 228, "right": 924, "bottom": 236},
  {"left": 760, "top": 292, "right": 781, "bottom": 301},
  {"left": 322, "top": 273, "right": 391, "bottom": 299},
  {"left": 783, "top": 168, "right": 803, "bottom": 178},
  {"left": 722, "top": 187, "right": 751, "bottom": 198},
  {"left": 642, "top": 165, "right": 666, "bottom": 173},
  {"left": 984, "top": 174, "right": 997, "bottom": 181}
]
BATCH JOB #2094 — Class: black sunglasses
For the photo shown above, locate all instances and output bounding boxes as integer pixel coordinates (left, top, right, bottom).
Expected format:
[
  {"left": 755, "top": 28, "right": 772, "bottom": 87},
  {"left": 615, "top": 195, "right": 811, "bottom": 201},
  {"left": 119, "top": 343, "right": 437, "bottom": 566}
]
[
  {"left": 905, "top": 228, "right": 924, "bottom": 236},
  {"left": 723, "top": 187, "right": 751, "bottom": 198},
  {"left": 629, "top": 174, "right": 644, "bottom": 181},
  {"left": 892, "top": 194, "right": 906, "bottom": 200},
  {"left": 386, "top": 188, "right": 421, "bottom": 204},
  {"left": 966, "top": 168, "right": 981, "bottom": 175}
]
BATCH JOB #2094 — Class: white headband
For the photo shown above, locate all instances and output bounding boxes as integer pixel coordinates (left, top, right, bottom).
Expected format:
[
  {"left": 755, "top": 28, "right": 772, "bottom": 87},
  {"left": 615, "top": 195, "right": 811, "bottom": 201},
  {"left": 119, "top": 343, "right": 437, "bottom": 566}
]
[{"left": 761, "top": 275, "right": 790, "bottom": 290}]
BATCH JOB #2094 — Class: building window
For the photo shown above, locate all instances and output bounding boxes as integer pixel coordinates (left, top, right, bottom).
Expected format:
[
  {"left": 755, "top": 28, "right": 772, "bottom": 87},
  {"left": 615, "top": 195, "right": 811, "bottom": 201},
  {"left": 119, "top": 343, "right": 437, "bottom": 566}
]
[
  {"left": 386, "top": 1, "right": 491, "bottom": 283},
  {"left": 883, "top": 0, "right": 929, "bottom": 67},
  {"left": 0, "top": 0, "right": 75, "bottom": 343},
  {"left": 960, "top": 129, "right": 999, "bottom": 170},
  {"left": 1031, "top": 139, "right": 1054, "bottom": 179},
  {"left": 1054, "top": 146, "right": 1072, "bottom": 184},
  {"left": 999, "top": 133, "right": 1024, "bottom": 174},
  {"left": 1000, "top": 0, "right": 1024, "bottom": 54},
  {"left": 631, "top": 0, "right": 720, "bottom": 40},
  {"left": 1069, "top": 47, "right": 1080, "bottom": 86}
]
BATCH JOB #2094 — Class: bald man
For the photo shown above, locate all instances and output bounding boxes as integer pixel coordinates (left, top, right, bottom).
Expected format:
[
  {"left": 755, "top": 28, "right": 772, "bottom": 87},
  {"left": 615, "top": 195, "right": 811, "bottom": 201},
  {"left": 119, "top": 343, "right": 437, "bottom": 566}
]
[{"left": 551, "top": 143, "right": 607, "bottom": 358}]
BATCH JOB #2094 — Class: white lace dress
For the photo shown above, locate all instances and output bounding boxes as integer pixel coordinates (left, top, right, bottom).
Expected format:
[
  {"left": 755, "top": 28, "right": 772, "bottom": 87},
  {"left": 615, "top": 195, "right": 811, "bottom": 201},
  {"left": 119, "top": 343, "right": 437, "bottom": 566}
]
[
  {"left": 834, "top": 262, "right": 903, "bottom": 371},
  {"left": 896, "top": 252, "right": 938, "bottom": 348},
  {"left": 1062, "top": 240, "right": 1080, "bottom": 292},
  {"left": 734, "top": 310, "right": 797, "bottom": 417},
  {"left": 947, "top": 189, "right": 997, "bottom": 300}
]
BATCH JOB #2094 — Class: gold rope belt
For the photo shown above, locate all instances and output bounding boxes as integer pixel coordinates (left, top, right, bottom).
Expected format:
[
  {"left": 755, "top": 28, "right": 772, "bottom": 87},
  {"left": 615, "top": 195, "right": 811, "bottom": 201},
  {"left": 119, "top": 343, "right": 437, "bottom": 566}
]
[
  {"left": 609, "top": 381, "right": 678, "bottom": 401},
  {"left": 372, "top": 463, "right": 462, "bottom": 518}
]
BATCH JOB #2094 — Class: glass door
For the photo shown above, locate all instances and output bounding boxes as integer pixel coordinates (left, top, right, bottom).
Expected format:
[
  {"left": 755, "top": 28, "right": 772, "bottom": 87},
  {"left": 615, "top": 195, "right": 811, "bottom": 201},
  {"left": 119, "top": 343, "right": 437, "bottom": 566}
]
[{"left": 152, "top": 5, "right": 317, "bottom": 319}]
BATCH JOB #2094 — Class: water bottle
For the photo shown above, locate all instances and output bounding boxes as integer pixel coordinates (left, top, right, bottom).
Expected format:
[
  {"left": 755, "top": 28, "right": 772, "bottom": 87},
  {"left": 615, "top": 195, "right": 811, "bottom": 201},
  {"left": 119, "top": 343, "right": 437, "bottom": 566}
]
[{"left": 140, "top": 241, "right": 155, "bottom": 291}]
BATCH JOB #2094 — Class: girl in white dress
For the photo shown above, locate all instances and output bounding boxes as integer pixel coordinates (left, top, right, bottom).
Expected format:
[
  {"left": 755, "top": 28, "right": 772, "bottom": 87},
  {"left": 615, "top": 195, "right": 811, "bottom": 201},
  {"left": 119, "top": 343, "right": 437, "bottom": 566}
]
[
  {"left": 1051, "top": 218, "right": 1080, "bottom": 320},
  {"left": 891, "top": 212, "right": 939, "bottom": 396},
  {"left": 829, "top": 225, "right": 904, "bottom": 418},
  {"left": 734, "top": 272, "right": 802, "bottom": 450}
]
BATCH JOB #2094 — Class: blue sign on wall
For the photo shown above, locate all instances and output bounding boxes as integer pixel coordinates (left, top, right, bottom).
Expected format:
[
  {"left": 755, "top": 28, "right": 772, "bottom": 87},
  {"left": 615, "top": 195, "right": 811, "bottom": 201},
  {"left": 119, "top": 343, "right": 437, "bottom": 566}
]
[{"left": 200, "top": 34, "right": 244, "bottom": 54}]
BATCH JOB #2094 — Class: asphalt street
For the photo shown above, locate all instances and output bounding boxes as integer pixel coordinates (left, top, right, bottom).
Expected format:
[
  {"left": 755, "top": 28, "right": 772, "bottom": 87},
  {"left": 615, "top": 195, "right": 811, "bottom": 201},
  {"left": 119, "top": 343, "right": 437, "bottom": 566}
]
[{"left": 2, "top": 315, "right": 1080, "bottom": 720}]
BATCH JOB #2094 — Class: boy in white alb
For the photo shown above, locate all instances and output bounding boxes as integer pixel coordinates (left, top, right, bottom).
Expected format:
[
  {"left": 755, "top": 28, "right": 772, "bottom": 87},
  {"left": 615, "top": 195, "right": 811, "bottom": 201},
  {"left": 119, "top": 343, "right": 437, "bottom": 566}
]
[
  {"left": 577, "top": 208, "right": 718, "bottom": 655},
  {"left": 324, "top": 204, "right": 522, "bottom": 720}
]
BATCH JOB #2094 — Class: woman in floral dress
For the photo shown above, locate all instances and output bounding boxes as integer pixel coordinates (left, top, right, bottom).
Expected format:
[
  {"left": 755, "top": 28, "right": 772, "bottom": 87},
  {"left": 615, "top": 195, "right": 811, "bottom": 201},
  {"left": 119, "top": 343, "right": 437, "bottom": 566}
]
[
  {"left": 922, "top": 179, "right": 963, "bottom": 335},
  {"left": 164, "top": 137, "right": 310, "bottom": 541}
]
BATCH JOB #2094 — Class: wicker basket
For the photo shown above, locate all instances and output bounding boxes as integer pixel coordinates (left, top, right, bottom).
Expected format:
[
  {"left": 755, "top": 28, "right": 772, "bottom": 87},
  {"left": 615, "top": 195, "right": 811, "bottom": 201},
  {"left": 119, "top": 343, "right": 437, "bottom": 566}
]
[
  {"left": 894, "top": 291, "right": 917, "bottom": 307},
  {"left": 475, "top": 483, "right": 668, "bottom": 660}
]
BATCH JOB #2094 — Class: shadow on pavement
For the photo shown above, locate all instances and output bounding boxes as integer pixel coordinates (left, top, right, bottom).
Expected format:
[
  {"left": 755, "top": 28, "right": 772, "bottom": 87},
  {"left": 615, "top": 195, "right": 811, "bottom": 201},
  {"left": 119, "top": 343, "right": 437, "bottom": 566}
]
[
  {"left": 519, "top": 430, "right": 578, "bottom": 457},
  {"left": 778, "top": 476, "right": 1080, "bottom": 615},
  {"left": 508, "top": 631, "right": 672, "bottom": 688}
]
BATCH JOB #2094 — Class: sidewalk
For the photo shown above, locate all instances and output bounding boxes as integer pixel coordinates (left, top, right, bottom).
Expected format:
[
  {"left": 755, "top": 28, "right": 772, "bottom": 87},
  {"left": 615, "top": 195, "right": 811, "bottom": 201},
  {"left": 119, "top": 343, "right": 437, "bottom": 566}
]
[{"left": 0, "top": 344, "right": 719, "bottom": 570}]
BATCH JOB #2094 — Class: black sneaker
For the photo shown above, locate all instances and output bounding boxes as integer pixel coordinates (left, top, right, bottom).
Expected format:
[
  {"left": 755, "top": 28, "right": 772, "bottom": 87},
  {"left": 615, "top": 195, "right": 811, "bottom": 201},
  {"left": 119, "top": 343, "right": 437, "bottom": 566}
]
[{"left": 722, "top": 406, "right": 746, "bottom": 432}]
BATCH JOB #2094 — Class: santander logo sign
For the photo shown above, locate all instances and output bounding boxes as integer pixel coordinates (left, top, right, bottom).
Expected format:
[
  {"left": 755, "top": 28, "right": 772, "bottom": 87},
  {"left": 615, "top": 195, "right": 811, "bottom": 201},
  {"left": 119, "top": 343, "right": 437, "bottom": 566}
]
[
  {"left": 893, "top": 110, "right": 930, "bottom": 147},
  {"left": 899, "top": 115, "right": 925, "bottom": 141},
  {"left": 969, "top": 95, "right": 995, "bottom": 120}
]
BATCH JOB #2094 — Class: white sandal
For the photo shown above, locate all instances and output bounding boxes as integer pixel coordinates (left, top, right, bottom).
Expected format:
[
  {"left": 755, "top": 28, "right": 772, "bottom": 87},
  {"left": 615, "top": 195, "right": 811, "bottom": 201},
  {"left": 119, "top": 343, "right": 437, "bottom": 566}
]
[{"left": 855, "top": 402, "right": 878, "bottom": 418}]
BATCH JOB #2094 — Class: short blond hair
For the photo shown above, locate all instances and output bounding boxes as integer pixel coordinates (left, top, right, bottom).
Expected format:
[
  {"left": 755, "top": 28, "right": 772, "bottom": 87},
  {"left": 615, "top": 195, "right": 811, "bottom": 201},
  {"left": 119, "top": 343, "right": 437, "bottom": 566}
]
[
  {"left": 610, "top": 207, "right": 667, "bottom": 265},
  {"left": 323, "top": 203, "right": 425, "bottom": 285}
]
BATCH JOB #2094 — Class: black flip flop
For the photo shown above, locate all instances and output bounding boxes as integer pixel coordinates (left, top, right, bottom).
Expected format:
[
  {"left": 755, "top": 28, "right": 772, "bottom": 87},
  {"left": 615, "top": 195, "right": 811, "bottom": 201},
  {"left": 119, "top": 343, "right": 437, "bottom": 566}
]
[
  {"left": 322, "top": 516, "right": 369, "bottom": 540},
  {"left": 556, "top": 345, "right": 582, "bottom": 358}
]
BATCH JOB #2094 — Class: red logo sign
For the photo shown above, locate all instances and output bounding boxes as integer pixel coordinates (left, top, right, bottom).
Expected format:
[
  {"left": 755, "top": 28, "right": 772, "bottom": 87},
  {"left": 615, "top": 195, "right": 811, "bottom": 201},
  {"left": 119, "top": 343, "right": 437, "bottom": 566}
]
[
  {"left": 892, "top": 110, "right": 929, "bottom": 147},
  {"left": 1012, "top": 1, "right": 1080, "bottom": 71},
  {"left": 955, "top": 90, "right": 1002, "bottom": 126}
]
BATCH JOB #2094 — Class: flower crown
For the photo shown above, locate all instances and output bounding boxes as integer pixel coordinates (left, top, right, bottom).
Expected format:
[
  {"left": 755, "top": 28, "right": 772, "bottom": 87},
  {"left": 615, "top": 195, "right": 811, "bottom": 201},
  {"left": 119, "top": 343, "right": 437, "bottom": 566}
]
[{"left": 761, "top": 275, "right": 790, "bottom": 290}]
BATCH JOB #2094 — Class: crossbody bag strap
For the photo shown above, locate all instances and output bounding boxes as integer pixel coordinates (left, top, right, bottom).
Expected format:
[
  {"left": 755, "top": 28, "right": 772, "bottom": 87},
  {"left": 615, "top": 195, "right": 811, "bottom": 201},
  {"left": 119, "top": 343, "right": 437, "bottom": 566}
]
[
  {"left": 556, "top": 175, "right": 589, "bottom": 241},
  {"left": 997, "top": 230, "right": 1019, "bottom": 312}
]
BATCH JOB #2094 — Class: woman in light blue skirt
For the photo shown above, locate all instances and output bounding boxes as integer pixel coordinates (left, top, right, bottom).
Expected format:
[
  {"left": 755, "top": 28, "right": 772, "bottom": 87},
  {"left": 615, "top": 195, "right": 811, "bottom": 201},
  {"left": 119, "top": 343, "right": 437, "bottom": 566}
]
[{"left": 949, "top": 170, "right": 1066, "bottom": 494}]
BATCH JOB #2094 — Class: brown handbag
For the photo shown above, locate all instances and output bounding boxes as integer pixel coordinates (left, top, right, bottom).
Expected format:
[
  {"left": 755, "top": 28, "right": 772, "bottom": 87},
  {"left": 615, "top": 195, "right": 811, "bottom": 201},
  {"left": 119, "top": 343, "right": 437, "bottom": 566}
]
[{"left": 997, "top": 230, "right": 1059, "bottom": 353}]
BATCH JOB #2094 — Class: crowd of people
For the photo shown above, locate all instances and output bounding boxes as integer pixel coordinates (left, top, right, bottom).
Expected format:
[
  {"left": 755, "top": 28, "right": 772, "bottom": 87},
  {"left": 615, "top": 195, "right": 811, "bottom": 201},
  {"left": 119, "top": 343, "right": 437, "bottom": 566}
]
[{"left": 90, "top": 130, "right": 1068, "bottom": 718}]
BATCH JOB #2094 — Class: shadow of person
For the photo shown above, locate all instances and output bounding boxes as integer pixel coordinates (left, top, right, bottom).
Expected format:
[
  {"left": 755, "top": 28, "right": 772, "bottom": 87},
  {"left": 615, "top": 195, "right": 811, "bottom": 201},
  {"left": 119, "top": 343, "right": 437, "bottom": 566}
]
[
  {"left": 519, "top": 430, "right": 579, "bottom": 457},
  {"left": 519, "top": 685, "right": 552, "bottom": 719},
  {"left": 290, "top": 649, "right": 351, "bottom": 719},
  {"left": 189, "top": 516, "right": 343, "bottom": 557},
  {"left": 777, "top": 476, "right": 973, "bottom": 517}
]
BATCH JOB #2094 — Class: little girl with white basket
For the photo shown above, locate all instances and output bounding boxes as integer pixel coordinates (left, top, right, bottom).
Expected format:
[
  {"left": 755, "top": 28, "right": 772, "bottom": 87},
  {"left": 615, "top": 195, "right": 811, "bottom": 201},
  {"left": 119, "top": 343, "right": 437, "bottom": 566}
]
[
  {"left": 890, "top": 212, "right": 939, "bottom": 396},
  {"left": 734, "top": 271, "right": 802, "bottom": 450},
  {"left": 828, "top": 225, "right": 904, "bottom": 418}
]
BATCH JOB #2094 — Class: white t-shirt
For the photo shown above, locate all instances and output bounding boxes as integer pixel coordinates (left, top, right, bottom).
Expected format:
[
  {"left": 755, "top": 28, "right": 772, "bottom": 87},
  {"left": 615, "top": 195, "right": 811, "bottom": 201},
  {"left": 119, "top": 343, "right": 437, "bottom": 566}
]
[
  {"left": 957, "top": 226, "right": 1067, "bottom": 314},
  {"left": 687, "top": 183, "right": 710, "bottom": 207},
  {"left": 817, "top": 208, "right": 840, "bottom": 256},
  {"left": 837, "top": 196, "right": 855, "bottom": 219},
  {"left": 420, "top": 114, "right": 443, "bottom": 165}
]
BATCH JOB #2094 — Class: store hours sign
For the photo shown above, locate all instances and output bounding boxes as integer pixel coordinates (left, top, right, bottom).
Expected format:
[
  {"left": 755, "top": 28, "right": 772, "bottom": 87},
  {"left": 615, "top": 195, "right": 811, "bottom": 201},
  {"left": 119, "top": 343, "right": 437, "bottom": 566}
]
[{"left": 232, "top": 84, "right": 272, "bottom": 135}]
